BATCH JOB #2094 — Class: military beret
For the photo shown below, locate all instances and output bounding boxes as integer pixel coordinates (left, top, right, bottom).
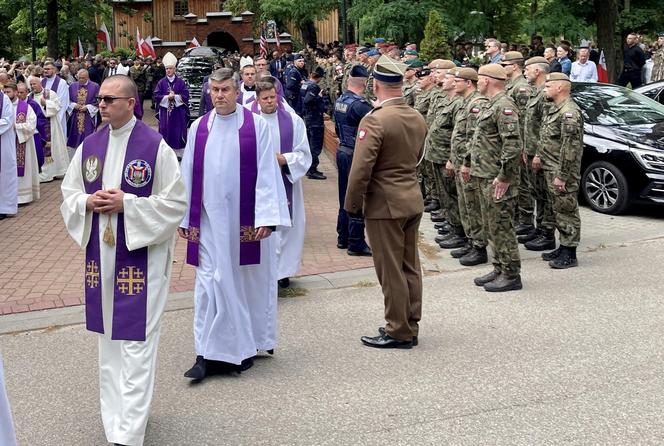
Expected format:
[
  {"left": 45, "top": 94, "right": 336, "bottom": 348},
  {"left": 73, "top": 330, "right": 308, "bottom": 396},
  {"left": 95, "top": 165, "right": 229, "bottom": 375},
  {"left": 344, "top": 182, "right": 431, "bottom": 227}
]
[
  {"left": 428, "top": 59, "right": 456, "bottom": 70},
  {"left": 416, "top": 68, "right": 431, "bottom": 78},
  {"left": 404, "top": 49, "right": 418, "bottom": 56},
  {"left": 525, "top": 56, "right": 549, "bottom": 66},
  {"left": 454, "top": 67, "right": 478, "bottom": 82},
  {"left": 500, "top": 51, "right": 525, "bottom": 64},
  {"left": 349, "top": 64, "right": 369, "bottom": 78},
  {"left": 658, "top": 32, "right": 664, "bottom": 37},
  {"left": 406, "top": 59, "right": 424, "bottom": 69},
  {"left": 294, "top": 54, "right": 304, "bottom": 61},
  {"left": 478, "top": 64, "right": 507, "bottom": 80},
  {"left": 357, "top": 47, "right": 370, "bottom": 55},
  {"left": 375, "top": 37, "right": 386, "bottom": 43},
  {"left": 367, "top": 49, "right": 380, "bottom": 57},
  {"left": 312, "top": 66, "right": 326, "bottom": 78},
  {"left": 546, "top": 72, "right": 571, "bottom": 82},
  {"left": 373, "top": 54, "right": 407, "bottom": 83}
]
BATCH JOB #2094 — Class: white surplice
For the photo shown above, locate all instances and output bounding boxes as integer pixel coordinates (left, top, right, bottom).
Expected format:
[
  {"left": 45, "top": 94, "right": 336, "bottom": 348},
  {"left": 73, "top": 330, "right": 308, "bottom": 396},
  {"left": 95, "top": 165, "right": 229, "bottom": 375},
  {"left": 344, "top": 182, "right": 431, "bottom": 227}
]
[
  {"left": 60, "top": 117, "right": 188, "bottom": 446},
  {"left": 33, "top": 89, "right": 70, "bottom": 182},
  {"left": 239, "top": 82, "right": 257, "bottom": 107},
  {"left": 13, "top": 100, "right": 39, "bottom": 204},
  {"left": 260, "top": 108, "right": 312, "bottom": 279},
  {"left": 0, "top": 93, "right": 17, "bottom": 216},
  {"left": 0, "top": 351, "right": 17, "bottom": 446},
  {"left": 180, "top": 104, "right": 290, "bottom": 365},
  {"left": 43, "top": 75, "right": 70, "bottom": 140}
]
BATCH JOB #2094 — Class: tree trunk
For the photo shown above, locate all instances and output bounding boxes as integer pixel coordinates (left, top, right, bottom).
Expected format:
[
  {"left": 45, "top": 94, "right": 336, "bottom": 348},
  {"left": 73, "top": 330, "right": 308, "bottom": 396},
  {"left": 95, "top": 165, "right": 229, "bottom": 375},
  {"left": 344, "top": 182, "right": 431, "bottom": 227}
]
[
  {"left": 595, "top": 0, "right": 619, "bottom": 83},
  {"left": 46, "top": 0, "right": 59, "bottom": 58},
  {"left": 300, "top": 20, "right": 318, "bottom": 49}
]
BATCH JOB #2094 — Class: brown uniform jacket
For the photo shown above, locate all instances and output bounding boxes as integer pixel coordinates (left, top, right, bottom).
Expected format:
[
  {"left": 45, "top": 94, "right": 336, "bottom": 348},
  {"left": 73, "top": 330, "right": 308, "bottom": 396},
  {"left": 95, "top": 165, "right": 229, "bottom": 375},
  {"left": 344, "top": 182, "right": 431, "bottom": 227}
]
[{"left": 344, "top": 97, "right": 428, "bottom": 219}]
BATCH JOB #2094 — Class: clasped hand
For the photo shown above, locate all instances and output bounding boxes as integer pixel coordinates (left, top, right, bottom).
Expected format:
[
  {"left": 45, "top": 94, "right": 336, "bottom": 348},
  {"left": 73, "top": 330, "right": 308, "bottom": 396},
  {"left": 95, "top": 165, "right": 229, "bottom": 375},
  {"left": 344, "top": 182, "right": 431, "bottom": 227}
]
[{"left": 86, "top": 189, "right": 124, "bottom": 214}]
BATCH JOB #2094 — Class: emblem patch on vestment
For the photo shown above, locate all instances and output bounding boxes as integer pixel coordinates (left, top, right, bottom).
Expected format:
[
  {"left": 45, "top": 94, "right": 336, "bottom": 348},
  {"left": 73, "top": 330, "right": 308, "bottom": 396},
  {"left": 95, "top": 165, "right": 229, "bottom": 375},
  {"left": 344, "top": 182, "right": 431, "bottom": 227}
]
[
  {"left": 124, "top": 159, "right": 152, "bottom": 188},
  {"left": 84, "top": 155, "right": 101, "bottom": 183},
  {"left": 358, "top": 128, "right": 367, "bottom": 140}
]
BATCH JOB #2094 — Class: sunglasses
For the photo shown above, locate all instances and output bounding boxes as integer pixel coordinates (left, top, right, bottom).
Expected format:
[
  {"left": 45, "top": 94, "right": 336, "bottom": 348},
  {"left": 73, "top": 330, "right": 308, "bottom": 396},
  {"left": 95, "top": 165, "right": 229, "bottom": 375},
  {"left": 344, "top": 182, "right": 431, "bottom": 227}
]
[{"left": 95, "top": 96, "right": 133, "bottom": 104}]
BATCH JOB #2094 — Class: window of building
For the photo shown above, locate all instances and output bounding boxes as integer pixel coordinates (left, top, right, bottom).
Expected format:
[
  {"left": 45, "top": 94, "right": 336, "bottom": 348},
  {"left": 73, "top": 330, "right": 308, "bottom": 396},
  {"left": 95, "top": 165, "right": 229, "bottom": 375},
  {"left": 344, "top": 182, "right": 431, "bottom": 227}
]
[{"left": 174, "top": 0, "right": 189, "bottom": 17}]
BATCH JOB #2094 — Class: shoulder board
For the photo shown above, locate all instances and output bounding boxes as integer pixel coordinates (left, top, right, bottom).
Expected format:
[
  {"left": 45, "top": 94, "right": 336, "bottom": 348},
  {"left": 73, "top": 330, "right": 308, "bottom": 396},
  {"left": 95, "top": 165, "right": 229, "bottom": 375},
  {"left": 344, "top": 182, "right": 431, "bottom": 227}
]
[{"left": 503, "top": 109, "right": 513, "bottom": 115}]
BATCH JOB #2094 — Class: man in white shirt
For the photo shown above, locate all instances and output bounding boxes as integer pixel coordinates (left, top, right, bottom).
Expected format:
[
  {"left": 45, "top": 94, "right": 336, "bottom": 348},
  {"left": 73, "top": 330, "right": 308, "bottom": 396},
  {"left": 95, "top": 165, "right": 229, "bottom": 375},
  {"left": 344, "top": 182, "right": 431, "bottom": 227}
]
[{"left": 570, "top": 48, "right": 598, "bottom": 82}]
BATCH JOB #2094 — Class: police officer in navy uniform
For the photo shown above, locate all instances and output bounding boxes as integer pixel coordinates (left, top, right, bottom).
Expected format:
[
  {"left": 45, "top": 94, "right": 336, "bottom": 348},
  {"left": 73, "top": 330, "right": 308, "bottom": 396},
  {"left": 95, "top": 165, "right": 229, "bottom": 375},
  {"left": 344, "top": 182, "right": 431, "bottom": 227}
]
[
  {"left": 301, "top": 66, "right": 328, "bottom": 180},
  {"left": 334, "top": 65, "right": 373, "bottom": 256},
  {"left": 285, "top": 54, "right": 307, "bottom": 115}
]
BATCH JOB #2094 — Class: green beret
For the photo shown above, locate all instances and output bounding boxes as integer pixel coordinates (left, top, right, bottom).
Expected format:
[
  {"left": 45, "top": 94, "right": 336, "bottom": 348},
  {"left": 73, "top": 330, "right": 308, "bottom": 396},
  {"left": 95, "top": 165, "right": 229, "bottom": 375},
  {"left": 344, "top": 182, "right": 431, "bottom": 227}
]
[
  {"left": 525, "top": 56, "right": 548, "bottom": 66},
  {"left": 546, "top": 72, "right": 571, "bottom": 82},
  {"left": 478, "top": 64, "right": 507, "bottom": 81},
  {"left": 406, "top": 59, "right": 424, "bottom": 69},
  {"left": 404, "top": 49, "right": 418, "bottom": 56}
]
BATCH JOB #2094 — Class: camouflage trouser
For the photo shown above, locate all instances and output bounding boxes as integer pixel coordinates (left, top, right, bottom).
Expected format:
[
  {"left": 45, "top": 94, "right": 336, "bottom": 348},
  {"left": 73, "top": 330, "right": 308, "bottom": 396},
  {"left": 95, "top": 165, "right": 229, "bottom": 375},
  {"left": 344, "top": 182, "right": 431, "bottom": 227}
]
[
  {"left": 477, "top": 177, "right": 521, "bottom": 276},
  {"left": 544, "top": 170, "right": 581, "bottom": 247},
  {"left": 527, "top": 158, "right": 555, "bottom": 234},
  {"left": 419, "top": 161, "right": 434, "bottom": 201},
  {"left": 432, "top": 162, "right": 462, "bottom": 228},
  {"left": 517, "top": 158, "right": 534, "bottom": 225},
  {"left": 456, "top": 173, "right": 486, "bottom": 248}
]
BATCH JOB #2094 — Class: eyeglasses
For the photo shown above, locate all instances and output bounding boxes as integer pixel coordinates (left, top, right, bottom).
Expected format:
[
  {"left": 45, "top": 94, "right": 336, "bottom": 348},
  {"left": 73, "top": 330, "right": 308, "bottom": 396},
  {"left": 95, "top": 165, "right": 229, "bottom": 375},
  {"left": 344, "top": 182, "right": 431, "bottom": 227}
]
[{"left": 95, "top": 96, "right": 132, "bottom": 104}]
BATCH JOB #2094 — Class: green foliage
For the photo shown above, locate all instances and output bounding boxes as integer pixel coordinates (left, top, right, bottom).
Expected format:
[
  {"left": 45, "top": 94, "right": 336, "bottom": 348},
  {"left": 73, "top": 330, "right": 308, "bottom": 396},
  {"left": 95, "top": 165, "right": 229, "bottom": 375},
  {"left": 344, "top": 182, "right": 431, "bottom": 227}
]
[
  {"left": 97, "top": 47, "right": 135, "bottom": 59},
  {"left": 347, "top": 0, "right": 438, "bottom": 44},
  {"left": 419, "top": 10, "right": 450, "bottom": 62}
]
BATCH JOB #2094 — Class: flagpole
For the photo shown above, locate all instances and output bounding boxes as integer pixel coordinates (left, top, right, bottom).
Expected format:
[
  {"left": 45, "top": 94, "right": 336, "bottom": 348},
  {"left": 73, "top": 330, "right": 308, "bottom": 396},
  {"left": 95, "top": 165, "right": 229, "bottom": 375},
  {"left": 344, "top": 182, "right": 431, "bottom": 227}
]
[{"left": 29, "top": 0, "right": 36, "bottom": 60}]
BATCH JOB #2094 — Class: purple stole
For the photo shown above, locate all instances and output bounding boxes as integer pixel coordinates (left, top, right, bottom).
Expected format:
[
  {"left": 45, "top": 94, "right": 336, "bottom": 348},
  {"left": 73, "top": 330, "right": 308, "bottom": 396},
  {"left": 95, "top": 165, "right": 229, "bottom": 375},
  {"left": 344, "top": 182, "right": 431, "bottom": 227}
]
[
  {"left": 186, "top": 108, "right": 260, "bottom": 267},
  {"left": 33, "top": 90, "right": 53, "bottom": 158},
  {"left": 81, "top": 120, "right": 161, "bottom": 341},
  {"left": 253, "top": 104, "right": 295, "bottom": 219},
  {"left": 15, "top": 100, "right": 29, "bottom": 177},
  {"left": 41, "top": 75, "right": 61, "bottom": 94}
]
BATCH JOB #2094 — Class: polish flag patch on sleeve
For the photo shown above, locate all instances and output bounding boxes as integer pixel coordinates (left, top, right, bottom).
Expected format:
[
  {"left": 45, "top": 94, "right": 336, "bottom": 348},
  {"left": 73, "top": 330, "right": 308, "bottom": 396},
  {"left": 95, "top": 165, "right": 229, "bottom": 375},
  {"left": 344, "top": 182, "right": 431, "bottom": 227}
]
[
  {"left": 358, "top": 128, "right": 368, "bottom": 140},
  {"left": 503, "top": 109, "right": 513, "bottom": 115}
]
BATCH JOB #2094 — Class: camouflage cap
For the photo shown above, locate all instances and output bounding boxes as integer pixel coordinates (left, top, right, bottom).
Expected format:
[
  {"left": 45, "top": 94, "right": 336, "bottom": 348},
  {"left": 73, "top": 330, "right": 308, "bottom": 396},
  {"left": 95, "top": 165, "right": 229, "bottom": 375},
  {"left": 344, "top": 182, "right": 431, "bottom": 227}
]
[
  {"left": 427, "top": 59, "right": 456, "bottom": 70},
  {"left": 478, "top": 64, "right": 507, "bottom": 80},
  {"left": 500, "top": 51, "right": 525, "bottom": 64},
  {"left": 454, "top": 67, "right": 478, "bottom": 82},
  {"left": 525, "top": 56, "right": 548, "bottom": 66},
  {"left": 546, "top": 72, "right": 571, "bottom": 82}
]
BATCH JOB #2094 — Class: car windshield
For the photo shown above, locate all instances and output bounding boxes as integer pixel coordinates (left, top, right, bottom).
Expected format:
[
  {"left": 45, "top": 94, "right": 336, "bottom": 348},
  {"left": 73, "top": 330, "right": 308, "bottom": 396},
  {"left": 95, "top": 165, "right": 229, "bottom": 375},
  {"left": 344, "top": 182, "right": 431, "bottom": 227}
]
[{"left": 572, "top": 83, "right": 664, "bottom": 126}]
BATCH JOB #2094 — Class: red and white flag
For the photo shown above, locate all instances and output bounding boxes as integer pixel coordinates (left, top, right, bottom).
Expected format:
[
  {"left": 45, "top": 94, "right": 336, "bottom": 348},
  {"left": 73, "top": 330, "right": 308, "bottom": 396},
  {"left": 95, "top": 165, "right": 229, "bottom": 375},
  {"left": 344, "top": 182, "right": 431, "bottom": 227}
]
[
  {"left": 97, "top": 22, "right": 113, "bottom": 52},
  {"left": 598, "top": 50, "right": 609, "bottom": 83},
  {"left": 78, "top": 38, "right": 84, "bottom": 58},
  {"left": 136, "top": 27, "right": 144, "bottom": 56},
  {"left": 188, "top": 37, "right": 201, "bottom": 48},
  {"left": 144, "top": 36, "right": 157, "bottom": 59},
  {"left": 260, "top": 35, "right": 268, "bottom": 58}
]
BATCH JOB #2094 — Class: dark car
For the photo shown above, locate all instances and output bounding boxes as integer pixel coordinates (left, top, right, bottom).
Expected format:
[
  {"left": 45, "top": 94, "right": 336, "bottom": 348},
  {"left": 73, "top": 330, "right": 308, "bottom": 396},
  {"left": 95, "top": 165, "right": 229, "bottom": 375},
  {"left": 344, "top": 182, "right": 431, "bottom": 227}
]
[
  {"left": 570, "top": 82, "right": 664, "bottom": 214},
  {"left": 176, "top": 47, "right": 226, "bottom": 120},
  {"left": 634, "top": 80, "right": 664, "bottom": 105}
]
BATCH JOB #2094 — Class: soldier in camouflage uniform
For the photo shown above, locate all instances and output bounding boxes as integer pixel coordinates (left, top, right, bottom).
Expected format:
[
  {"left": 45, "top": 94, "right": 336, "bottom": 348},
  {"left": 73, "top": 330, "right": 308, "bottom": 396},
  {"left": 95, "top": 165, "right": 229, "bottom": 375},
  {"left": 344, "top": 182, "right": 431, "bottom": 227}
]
[
  {"left": 413, "top": 68, "right": 435, "bottom": 204},
  {"left": 450, "top": 67, "right": 489, "bottom": 266},
  {"left": 365, "top": 50, "right": 380, "bottom": 102},
  {"left": 402, "top": 59, "right": 423, "bottom": 107},
  {"left": 468, "top": 64, "right": 523, "bottom": 292},
  {"left": 537, "top": 72, "right": 583, "bottom": 269},
  {"left": 129, "top": 59, "right": 147, "bottom": 103},
  {"left": 431, "top": 68, "right": 466, "bottom": 250},
  {"left": 341, "top": 45, "right": 358, "bottom": 91},
  {"left": 521, "top": 56, "right": 556, "bottom": 251},
  {"left": 501, "top": 51, "right": 534, "bottom": 235}
]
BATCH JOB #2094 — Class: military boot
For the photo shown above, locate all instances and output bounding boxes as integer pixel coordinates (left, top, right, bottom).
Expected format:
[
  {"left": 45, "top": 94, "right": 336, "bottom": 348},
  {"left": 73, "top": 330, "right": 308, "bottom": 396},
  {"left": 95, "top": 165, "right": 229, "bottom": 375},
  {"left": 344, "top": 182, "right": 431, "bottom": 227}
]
[
  {"left": 438, "top": 227, "right": 467, "bottom": 249},
  {"left": 437, "top": 223, "right": 453, "bottom": 234},
  {"left": 541, "top": 246, "right": 562, "bottom": 261},
  {"left": 424, "top": 200, "right": 440, "bottom": 213},
  {"left": 524, "top": 233, "right": 556, "bottom": 251},
  {"left": 434, "top": 222, "right": 449, "bottom": 230},
  {"left": 430, "top": 212, "right": 446, "bottom": 223},
  {"left": 484, "top": 273, "right": 523, "bottom": 292},
  {"left": 450, "top": 242, "right": 472, "bottom": 259},
  {"left": 515, "top": 223, "right": 535, "bottom": 235},
  {"left": 549, "top": 246, "right": 578, "bottom": 269},
  {"left": 474, "top": 268, "right": 500, "bottom": 286},
  {"left": 459, "top": 246, "right": 488, "bottom": 266},
  {"left": 517, "top": 228, "right": 540, "bottom": 244}
]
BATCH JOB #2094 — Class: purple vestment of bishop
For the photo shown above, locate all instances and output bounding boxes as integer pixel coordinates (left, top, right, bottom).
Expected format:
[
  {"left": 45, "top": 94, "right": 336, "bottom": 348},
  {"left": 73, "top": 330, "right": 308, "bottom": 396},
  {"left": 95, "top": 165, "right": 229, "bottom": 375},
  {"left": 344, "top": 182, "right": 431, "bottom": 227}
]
[
  {"left": 153, "top": 76, "right": 189, "bottom": 150},
  {"left": 67, "top": 81, "right": 100, "bottom": 148}
]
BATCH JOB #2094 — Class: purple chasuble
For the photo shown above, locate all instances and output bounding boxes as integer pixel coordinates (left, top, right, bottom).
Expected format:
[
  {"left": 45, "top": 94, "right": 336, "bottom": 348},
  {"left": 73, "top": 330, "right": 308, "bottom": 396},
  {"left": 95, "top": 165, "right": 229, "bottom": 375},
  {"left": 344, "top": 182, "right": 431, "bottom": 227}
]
[
  {"left": 15, "top": 100, "right": 29, "bottom": 177},
  {"left": 27, "top": 99, "right": 46, "bottom": 169},
  {"left": 186, "top": 108, "right": 260, "bottom": 266},
  {"left": 154, "top": 76, "right": 189, "bottom": 150},
  {"left": 253, "top": 104, "right": 294, "bottom": 219},
  {"left": 81, "top": 120, "right": 161, "bottom": 341},
  {"left": 67, "top": 81, "right": 99, "bottom": 148}
]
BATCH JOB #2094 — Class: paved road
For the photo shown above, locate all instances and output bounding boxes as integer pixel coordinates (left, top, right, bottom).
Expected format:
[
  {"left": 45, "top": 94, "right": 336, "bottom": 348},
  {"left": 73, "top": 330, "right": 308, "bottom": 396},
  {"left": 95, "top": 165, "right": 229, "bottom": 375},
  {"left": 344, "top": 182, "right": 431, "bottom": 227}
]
[{"left": 3, "top": 207, "right": 664, "bottom": 445}]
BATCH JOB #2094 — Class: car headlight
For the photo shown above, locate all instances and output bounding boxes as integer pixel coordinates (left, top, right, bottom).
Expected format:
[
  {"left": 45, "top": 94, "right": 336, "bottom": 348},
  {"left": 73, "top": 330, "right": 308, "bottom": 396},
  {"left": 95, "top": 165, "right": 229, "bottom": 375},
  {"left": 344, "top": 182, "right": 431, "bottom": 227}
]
[{"left": 631, "top": 147, "right": 664, "bottom": 172}]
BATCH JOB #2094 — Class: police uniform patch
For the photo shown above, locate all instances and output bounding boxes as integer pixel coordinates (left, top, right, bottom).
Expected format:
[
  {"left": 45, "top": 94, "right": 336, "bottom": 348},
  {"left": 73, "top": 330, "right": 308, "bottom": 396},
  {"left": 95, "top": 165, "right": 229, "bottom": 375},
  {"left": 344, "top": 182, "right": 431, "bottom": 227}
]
[
  {"left": 84, "top": 155, "right": 101, "bottom": 183},
  {"left": 124, "top": 159, "right": 152, "bottom": 188},
  {"left": 358, "top": 128, "right": 368, "bottom": 140}
]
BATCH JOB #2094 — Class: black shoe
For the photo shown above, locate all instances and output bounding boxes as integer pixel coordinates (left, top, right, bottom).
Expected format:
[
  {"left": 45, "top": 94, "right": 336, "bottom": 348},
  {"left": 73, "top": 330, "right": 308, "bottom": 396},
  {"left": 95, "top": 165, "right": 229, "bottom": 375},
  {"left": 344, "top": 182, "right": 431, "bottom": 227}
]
[
  {"left": 517, "top": 228, "right": 540, "bottom": 244},
  {"left": 307, "top": 171, "right": 327, "bottom": 180},
  {"left": 474, "top": 268, "right": 500, "bottom": 286},
  {"left": 378, "top": 327, "right": 418, "bottom": 346},
  {"left": 459, "top": 246, "right": 488, "bottom": 266},
  {"left": 434, "top": 233, "right": 454, "bottom": 244},
  {"left": 437, "top": 223, "right": 453, "bottom": 235},
  {"left": 337, "top": 242, "right": 348, "bottom": 249},
  {"left": 515, "top": 223, "right": 535, "bottom": 235},
  {"left": 361, "top": 333, "right": 413, "bottom": 349},
  {"left": 430, "top": 213, "right": 447, "bottom": 223},
  {"left": 267, "top": 349, "right": 274, "bottom": 355},
  {"left": 549, "top": 246, "right": 578, "bottom": 269},
  {"left": 433, "top": 222, "right": 449, "bottom": 230},
  {"left": 541, "top": 247, "right": 562, "bottom": 261},
  {"left": 238, "top": 357, "right": 254, "bottom": 373},
  {"left": 450, "top": 243, "right": 472, "bottom": 259},
  {"left": 525, "top": 235, "right": 556, "bottom": 251},
  {"left": 484, "top": 273, "right": 523, "bottom": 292},
  {"left": 0, "top": 214, "right": 6, "bottom": 220},
  {"left": 184, "top": 355, "right": 208, "bottom": 380},
  {"left": 438, "top": 235, "right": 467, "bottom": 249},
  {"left": 348, "top": 246, "right": 372, "bottom": 256},
  {"left": 424, "top": 200, "right": 440, "bottom": 212},
  {"left": 278, "top": 278, "right": 290, "bottom": 288}
]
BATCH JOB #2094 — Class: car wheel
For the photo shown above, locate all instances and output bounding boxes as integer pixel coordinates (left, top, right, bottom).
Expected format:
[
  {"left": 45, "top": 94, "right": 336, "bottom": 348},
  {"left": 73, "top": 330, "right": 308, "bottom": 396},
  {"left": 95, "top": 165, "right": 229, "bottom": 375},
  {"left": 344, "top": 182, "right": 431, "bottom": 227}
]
[{"left": 581, "top": 161, "right": 630, "bottom": 214}]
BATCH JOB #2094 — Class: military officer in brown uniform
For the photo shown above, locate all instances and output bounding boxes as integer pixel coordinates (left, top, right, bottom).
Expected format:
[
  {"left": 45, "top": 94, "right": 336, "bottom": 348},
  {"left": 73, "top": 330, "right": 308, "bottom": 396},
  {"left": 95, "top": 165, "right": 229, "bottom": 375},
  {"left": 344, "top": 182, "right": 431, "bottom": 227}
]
[{"left": 345, "top": 55, "right": 427, "bottom": 349}]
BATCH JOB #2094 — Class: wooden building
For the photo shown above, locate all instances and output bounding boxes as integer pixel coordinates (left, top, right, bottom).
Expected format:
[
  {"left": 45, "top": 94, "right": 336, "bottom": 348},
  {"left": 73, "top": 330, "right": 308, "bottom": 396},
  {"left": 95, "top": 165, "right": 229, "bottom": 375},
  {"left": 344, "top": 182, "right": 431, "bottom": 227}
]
[{"left": 111, "top": 0, "right": 292, "bottom": 56}]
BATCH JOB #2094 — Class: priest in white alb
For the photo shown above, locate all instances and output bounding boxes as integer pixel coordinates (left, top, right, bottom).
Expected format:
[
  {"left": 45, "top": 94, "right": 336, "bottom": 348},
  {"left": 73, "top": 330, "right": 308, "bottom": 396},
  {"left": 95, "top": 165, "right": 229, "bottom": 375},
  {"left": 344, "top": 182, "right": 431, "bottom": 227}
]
[
  {"left": 5, "top": 81, "right": 39, "bottom": 204},
  {"left": 253, "top": 76, "right": 311, "bottom": 288},
  {"left": 29, "top": 76, "right": 69, "bottom": 182},
  {"left": 237, "top": 56, "right": 258, "bottom": 107},
  {"left": 60, "top": 75, "right": 187, "bottom": 446},
  {"left": 42, "top": 61, "right": 70, "bottom": 141},
  {"left": 0, "top": 90, "right": 16, "bottom": 220},
  {"left": 178, "top": 68, "right": 290, "bottom": 381}
]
